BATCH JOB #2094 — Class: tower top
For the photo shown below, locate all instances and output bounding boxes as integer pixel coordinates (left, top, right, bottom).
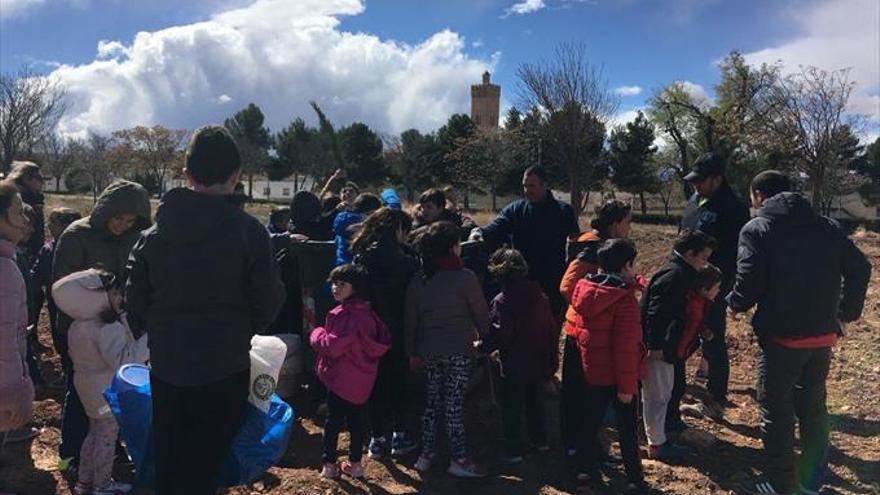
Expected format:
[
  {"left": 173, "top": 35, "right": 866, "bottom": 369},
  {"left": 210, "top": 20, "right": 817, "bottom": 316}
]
[{"left": 482, "top": 71, "right": 491, "bottom": 85}]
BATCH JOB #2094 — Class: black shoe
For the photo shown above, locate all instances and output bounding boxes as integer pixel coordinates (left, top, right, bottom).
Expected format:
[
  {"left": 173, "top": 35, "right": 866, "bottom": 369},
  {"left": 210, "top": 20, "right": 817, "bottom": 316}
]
[{"left": 738, "top": 476, "right": 789, "bottom": 495}]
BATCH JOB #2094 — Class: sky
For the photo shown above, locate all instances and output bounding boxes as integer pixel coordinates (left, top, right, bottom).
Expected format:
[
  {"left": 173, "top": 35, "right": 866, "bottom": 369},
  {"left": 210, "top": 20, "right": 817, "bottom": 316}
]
[{"left": 1, "top": 0, "right": 878, "bottom": 142}]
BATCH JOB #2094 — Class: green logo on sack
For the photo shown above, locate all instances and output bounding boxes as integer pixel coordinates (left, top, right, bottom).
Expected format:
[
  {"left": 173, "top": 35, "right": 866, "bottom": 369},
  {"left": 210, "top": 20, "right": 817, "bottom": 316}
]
[{"left": 252, "top": 374, "right": 276, "bottom": 400}]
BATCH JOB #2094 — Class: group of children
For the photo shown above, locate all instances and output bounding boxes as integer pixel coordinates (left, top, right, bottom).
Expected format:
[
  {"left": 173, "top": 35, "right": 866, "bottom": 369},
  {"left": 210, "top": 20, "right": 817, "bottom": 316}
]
[
  {"left": 1, "top": 159, "right": 727, "bottom": 494},
  {"left": 305, "top": 182, "right": 727, "bottom": 493}
]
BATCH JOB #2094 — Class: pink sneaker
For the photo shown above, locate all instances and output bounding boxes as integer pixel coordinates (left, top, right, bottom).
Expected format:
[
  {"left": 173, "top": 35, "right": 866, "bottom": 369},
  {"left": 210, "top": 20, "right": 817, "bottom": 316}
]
[{"left": 340, "top": 459, "right": 364, "bottom": 478}]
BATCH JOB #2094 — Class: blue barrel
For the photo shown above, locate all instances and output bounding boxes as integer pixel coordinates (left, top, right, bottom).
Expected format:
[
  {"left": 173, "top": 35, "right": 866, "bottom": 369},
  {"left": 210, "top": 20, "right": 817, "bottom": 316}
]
[{"left": 104, "top": 364, "right": 155, "bottom": 484}]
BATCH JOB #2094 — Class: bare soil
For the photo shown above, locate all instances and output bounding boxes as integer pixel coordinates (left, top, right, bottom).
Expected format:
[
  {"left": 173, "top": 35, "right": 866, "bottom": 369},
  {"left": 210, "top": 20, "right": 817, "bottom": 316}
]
[{"left": 1, "top": 223, "right": 878, "bottom": 495}]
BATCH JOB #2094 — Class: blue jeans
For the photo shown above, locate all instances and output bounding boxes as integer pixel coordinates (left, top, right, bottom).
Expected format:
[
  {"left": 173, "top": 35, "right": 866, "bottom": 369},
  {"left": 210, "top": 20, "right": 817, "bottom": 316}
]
[{"left": 757, "top": 339, "right": 831, "bottom": 493}]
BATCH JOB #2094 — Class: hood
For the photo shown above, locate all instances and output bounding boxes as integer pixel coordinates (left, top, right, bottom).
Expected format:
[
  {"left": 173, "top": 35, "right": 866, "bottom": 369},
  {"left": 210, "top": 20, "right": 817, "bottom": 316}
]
[
  {"left": 576, "top": 273, "right": 634, "bottom": 319},
  {"left": 90, "top": 180, "right": 152, "bottom": 236},
  {"left": 339, "top": 299, "right": 391, "bottom": 358},
  {"left": 757, "top": 192, "right": 819, "bottom": 227},
  {"left": 52, "top": 269, "right": 112, "bottom": 320},
  {"left": 155, "top": 187, "right": 237, "bottom": 244},
  {"left": 380, "top": 188, "right": 402, "bottom": 209},
  {"left": 290, "top": 191, "right": 321, "bottom": 226}
]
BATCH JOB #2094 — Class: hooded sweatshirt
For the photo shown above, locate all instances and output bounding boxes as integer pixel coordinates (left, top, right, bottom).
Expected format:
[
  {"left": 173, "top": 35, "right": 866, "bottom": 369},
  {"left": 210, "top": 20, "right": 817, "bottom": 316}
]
[
  {"left": 727, "top": 192, "right": 871, "bottom": 339},
  {"left": 125, "top": 187, "right": 285, "bottom": 386},
  {"left": 0, "top": 239, "right": 34, "bottom": 431},
  {"left": 53, "top": 269, "right": 148, "bottom": 418},
  {"left": 310, "top": 298, "right": 391, "bottom": 404},
  {"left": 571, "top": 273, "right": 647, "bottom": 395}
]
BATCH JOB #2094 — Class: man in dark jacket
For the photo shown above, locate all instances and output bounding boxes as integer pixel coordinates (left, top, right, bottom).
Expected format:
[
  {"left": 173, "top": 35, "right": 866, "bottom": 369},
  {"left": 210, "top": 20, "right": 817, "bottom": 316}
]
[
  {"left": 728, "top": 170, "right": 870, "bottom": 495},
  {"left": 126, "top": 125, "right": 285, "bottom": 495},
  {"left": 477, "top": 166, "right": 580, "bottom": 320},
  {"left": 680, "top": 152, "right": 750, "bottom": 410}
]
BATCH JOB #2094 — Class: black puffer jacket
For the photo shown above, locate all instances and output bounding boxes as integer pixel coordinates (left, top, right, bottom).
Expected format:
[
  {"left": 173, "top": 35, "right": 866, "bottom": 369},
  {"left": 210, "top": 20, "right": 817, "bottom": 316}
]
[
  {"left": 680, "top": 182, "right": 750, "bottom": 281},
  {"left": 727, "top": 192, "right": 871, "bottom": 339},
  {"left": 354, "top": 237, "right": 419, "bottom": 355},
  {"left": 641, "top": 255, "right": 697, "bottom": 363},
  {"left": 125, "top": 187, "right": 285, "bottom": 386}
]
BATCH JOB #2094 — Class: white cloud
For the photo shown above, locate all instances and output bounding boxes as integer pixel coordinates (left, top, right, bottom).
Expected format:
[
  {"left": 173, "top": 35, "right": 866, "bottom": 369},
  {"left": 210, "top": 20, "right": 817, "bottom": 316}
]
[
  {"left": 0, "top": 0, "right": 45, "bottom": 19},
  {"left": 614, "top": 85, "right": 642, "bottom": 96},
  {"left": 743, "top": 0, "right": 879, "bottom": 120},
  {"left": 472, "top": 40, "right": 484, "bottom": 48},
  {"left": 679, "top": 80, "right": 710, "bottom": 105},
  {"left": 96, "top": 40, "right": 129, "bottom": 60},
  {"left": 607, "top": 109, "right": 640, "bottom": 130},
  {"left": 504, "top": 0, "right": 546, "bottom": 16},
  {"left": 46, "top": 0, "right": 494, "bottom": 138}
]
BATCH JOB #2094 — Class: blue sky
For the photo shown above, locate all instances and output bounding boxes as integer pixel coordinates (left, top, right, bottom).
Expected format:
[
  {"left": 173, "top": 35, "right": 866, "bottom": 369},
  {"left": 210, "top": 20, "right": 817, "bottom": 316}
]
[{"left": 1, "top": 0, "right": 877, "bottom": 140}]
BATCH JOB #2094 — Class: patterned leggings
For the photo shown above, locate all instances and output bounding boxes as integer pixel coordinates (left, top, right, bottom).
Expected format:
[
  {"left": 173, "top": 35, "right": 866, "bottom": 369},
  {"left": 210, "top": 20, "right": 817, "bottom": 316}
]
[
  {"left": 77, "top": 417, "right": 119, "bottom": 489},
  {"left": 421, "top": 354, "right": 471, "bottom": 460}
]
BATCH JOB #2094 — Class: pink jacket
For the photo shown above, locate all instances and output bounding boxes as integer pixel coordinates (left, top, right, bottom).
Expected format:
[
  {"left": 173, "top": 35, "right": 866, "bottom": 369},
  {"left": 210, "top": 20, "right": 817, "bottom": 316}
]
[
  {"left": 0, "top": 239, "right": 34, "bottom": 431},
  {"left": 310, "top": 299, "right": 390, "bottom": 405}
]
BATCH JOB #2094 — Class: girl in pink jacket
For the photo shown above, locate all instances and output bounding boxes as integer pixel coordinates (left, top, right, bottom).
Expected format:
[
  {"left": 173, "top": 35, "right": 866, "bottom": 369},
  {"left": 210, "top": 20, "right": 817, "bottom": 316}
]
[
  {"left": 311, "top": 264, "right": 390, "bottom": 480},
  {"left": 0, "top": 182, "right": 34, "bottom": 437}
]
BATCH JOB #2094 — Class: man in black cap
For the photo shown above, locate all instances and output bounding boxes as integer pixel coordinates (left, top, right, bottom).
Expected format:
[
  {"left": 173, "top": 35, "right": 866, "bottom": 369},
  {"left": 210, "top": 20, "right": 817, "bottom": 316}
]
[{"left": 679, "top": 152, "right": 750, "bottom": 419}]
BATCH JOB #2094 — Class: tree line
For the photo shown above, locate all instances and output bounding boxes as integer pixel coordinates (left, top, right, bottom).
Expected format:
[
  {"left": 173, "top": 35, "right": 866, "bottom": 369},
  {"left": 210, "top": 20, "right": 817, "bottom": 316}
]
[{"left": 2, "top": 46, "right": 878, "bottom": 215}]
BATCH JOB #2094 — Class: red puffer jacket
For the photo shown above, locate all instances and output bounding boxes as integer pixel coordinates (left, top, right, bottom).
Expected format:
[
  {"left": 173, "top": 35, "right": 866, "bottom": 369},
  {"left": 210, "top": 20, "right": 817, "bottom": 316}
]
[
  {"left": 676, "top": 291, "right": 711, "bottom": 360},
  {"left": 571, "top": 273, "right": 647, "bottom": 395}
]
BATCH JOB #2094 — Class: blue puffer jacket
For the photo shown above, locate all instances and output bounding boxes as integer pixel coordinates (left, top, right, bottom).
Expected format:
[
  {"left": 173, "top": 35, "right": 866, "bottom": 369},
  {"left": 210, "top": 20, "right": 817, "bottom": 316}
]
[{"left": 333, "top": 211, "right": 364, "bottom": 266}]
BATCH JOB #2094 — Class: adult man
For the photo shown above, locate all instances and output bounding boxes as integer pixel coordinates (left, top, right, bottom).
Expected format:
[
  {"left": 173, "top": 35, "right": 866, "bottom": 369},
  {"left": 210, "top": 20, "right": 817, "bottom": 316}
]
[
  {"left": 728, "top": 170, "right": 870, "bottom": 495},
  {"left": 680, "top": 152, "right": 750, "bottom": 415},
  {"left": 126, "top": 125, "right": 285, "bottom": 495},
  {"left": 476, "top": 166, "right": 579, "bottom": 320}
]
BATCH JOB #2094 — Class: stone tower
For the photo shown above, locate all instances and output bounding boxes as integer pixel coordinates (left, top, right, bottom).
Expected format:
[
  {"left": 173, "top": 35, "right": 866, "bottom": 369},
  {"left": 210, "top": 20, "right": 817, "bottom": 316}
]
[{"left": 471, "top": 71, "right": 500, "bottom": 130}]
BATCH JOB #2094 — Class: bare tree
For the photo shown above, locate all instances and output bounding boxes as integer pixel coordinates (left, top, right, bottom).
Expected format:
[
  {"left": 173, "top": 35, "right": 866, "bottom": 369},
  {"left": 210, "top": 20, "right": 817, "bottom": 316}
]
[
  {"left": 35, "top": 132, "right": 78, "bottom": 192},
  {"left": 766, "top": 66, "right": 859, "bottom": 208},
  {"left": 516, "top": 42, "right": 619, "bottom": 213},
  {"left": 83, "top": 132, "right": 127, "bottom": 201},
  {"left": 114, "top": 125, "right": 188, "bottom": 195},
  {"left": 0, "top": 67, "right": 68, "bottom": 172}
]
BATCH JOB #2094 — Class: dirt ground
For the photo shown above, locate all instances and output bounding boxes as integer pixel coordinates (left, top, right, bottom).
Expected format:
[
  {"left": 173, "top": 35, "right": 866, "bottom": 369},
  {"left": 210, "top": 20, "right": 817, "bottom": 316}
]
[{"left": 1, "top": 223, "right": 878, "bottom": 495}]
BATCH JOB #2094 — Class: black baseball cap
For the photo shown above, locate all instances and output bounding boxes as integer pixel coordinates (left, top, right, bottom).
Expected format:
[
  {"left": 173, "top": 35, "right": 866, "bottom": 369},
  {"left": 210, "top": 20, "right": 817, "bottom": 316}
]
[{"left": 684, "top": 153, "right": 725, "bottom": 182}]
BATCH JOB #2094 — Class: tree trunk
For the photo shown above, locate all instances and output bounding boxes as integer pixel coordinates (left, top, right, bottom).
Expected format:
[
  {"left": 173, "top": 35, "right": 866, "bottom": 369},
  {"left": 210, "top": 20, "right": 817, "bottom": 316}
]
[
  {"left": 247, "top": 173, "right": 254, "bottom": 197},
  {"left": 570, "top": 173, "right": 583, "bottom": 215},
  {"left": 639, "top": 191, "right": 647, "bottom": 215},
  {"left": 491, "top": 190, "right": 497, "bottom": 212},
  {"left": 293, "top": 172, "right": 299, "bottom": 192},
  {"left": 55, "top": 175, "right": 61, "bottom": 193},
  {"left": 811, "top": 180, "right": 822, "bottom": 214}
]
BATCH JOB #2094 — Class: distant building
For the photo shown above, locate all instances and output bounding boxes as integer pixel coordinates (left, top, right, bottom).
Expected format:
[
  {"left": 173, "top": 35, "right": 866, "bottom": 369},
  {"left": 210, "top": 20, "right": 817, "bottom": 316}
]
[{"left": 471, "top": 71, "right": 500, "bottom": 130}]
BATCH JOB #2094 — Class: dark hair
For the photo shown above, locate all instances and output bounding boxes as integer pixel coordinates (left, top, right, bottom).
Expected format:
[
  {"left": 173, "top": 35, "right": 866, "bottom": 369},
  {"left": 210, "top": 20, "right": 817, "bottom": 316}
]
[
  {"left": 590, "top": 200, "right": 632, "bottom": 238},
  {"left": 597, "top": 239, "right": 637, "bottom": 273},
  {"left": 523, "top": 165, "right": 548, "bottom": 184},
  {"left": 328, "top": 263, "right": 369, "bottom": 298},
  {"left": 351, "top": 207, "right": 407, "bottom": 254},
  {"left": 21, "top": 203, "right": 37, "bottom": 228},
  {"left": 0, "top": 180, "right": 20, "bottom": 219},
  {"left": 93, "top": 268, "right": 123, "bottom": 324},
  {"left": 694, "top": 263, "right": 723, "bottom": 291},
  {"left": 751, "top": 170, "right": 791, "bottom": 199},
  {"left": 416, "top": 221, "right": 461, "bottom": 278},
  {"left": 352, "top": 193, "right": 382, "bottom": 214},
  {"left": 342, "top": 181, "right": 360, "bottom": 194},
  {"left": 290, "top": 190, "right": 321, "bottom": 225},
  {"left": 269, "top": 206, "right": 290, "bottom": 223},
  {"left": 185, "top": 125, "right": 242, "bottom": 187},
  {"left": 674, "top": 229, "right": 717, "bottom": 256},
  {"left": 488, "top": 248, "right": 529, "bottom": 282},
  {"left": 419, "top": 188, "right": 447, "bottom": 209}
]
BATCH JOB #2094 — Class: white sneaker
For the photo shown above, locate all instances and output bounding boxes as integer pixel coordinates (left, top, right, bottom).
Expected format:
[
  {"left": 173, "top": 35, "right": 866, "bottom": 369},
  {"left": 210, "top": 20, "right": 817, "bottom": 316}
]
[
  {"left": 92, "top": 480, "right": 132, "bottom": 495},
  {"left": 414, "top": 453, "right": 435, "bottom": 472},
  {"left": 447, "top": 457, "right": 486, "bottom": 478}
]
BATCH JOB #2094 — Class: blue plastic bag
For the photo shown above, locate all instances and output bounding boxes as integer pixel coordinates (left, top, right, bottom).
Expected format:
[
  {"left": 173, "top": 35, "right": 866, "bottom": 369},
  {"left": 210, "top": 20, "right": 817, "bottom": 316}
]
[{"left": 104, "top": 364, "right": 295, "bottom": 487}]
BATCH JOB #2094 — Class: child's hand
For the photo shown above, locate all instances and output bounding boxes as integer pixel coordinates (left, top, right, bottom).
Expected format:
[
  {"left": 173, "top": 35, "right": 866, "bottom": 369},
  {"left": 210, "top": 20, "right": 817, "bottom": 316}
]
[
  {"left": 408, "top": 356, "right": 422, "bottom": 371},
  {"left": 617, "top": 393, "right": 633, "bottom": 404}
]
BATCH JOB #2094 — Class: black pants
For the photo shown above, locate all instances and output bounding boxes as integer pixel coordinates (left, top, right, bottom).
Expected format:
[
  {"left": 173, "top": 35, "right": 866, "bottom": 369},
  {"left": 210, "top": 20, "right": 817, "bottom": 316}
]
[
  {"left": 59, "top": 366, "right": 89, "bottom": 463},
  {"left": 369, "top": 350, "right": 408, "bottom": 439},
  {"left": 578, "top": 384, "right": 643, "bottom": 483},
  {"left": 665, "top": 359, "right": 687, "bottom": 434},
  {"left": 151, "top": 369, "right": 249, "bottom": 495},
  {"left": 757, "top": 340, "right": 831, "bottom": 493},
  {"left": 500, "top": 376, "right": 546, "bottom": 457},
  {"left": 323, "top": 391, "right": 365, "bottom": 463},
  {"left": 560, "top": 335, "right": 587, "bottom": 452},
  {"left": 703, "top": 279, "right": 732, "bottom": 402}
]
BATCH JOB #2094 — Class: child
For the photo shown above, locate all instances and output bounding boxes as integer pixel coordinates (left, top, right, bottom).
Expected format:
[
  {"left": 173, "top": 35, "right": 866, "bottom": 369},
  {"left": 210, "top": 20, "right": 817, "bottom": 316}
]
[
  {"left": 311, "top": 264, "right": 391, "bottom": 479},
  {"left": 411, "top": 188, "right": 476, "bottom": 239},
  {"left": 406, "top": 221, "right": 490, "bottom": 478},
  {"left": 52, "top": 268, "right": 149, "bottom": 495},
  {"left": 0, "top": 181, "right": 35, "bottom": 440},
  {"left": 333, "top": 193, "right": 382, "bottom": 266},
  {"left": 677, "top": 264, "right": 723, "bottom": 419},
  {"left": 267, "top": 206, "right": 291, "bottom": 234},
  {"left": 31, "top": 208, "right": 82, "bottom": 374},
  {"left": 481, "top": 248, "right": 557, "bottom": 463},
  {"left": 570, "top": 239, "right": 648, "bottom": 493},
  {"left": 640, "top": 230, "right": 716, "bottom": 461}
]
